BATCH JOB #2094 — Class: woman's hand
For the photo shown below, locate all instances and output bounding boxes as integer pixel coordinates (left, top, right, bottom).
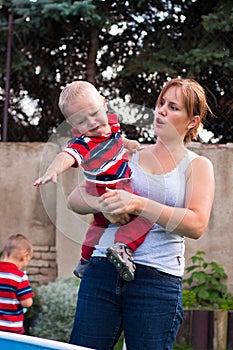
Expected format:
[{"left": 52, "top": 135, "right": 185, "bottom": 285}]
[
  {"left": 99, "top": 188, "right": 141, "bottom": 216},
  {"left": 102, "top": 212, "right": 131, "bottom": 225},
  {"left": 67, "top": 183, "right": 138, "bottom": 221}
]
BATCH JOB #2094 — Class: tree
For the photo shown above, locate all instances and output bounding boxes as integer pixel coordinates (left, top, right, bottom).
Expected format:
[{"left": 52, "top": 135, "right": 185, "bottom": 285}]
[
  {"left": 0, "top": 0, "right": 161, "bottom": 141},
  {"left": 0, "top": 0, "right": 101, "bottom": 141},
  {"left": 0, "top": 0, "right": 232, "bottom": 142},
  {"left": 115, "top": 0, "right": 233, "bottom": 143}
]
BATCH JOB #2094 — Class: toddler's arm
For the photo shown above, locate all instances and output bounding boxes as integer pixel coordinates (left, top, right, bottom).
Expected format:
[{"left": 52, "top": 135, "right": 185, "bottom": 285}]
[
  {"left": 20, "top": 297, "right": 33, "bottom": 308},
  {"left": 34, "top": 152, "right": 75, "bottom": 188}
]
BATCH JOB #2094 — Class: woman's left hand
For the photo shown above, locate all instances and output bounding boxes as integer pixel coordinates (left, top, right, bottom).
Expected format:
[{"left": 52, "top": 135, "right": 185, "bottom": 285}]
[
  {"left": 102, "top": 212, "right": 131, "bottom": 225},
  {"left": 99, "top": 188, "right": 138, "bottom": 215}
]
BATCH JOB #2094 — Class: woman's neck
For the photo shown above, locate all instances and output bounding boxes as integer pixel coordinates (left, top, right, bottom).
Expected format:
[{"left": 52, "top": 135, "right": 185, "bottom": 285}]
[
  {"left": 138, "top": 138, "right": 188, "bottom": 175},
  {"left": 154, "top": 137, "right": 186, "bottom": 155},
  {"left": 154, "top": 140, "right": 188, "bottom": 166}
]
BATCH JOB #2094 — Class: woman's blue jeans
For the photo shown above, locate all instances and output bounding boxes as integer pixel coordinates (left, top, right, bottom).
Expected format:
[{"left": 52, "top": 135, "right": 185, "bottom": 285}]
[{"left": 70, "top": 258, "right": 183, "bottom": 350}]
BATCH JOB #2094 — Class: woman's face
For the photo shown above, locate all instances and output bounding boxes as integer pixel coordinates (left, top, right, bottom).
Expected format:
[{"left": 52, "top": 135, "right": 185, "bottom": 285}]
[{"left": 154, "top": 85, "right": 193, "bottom": 141}]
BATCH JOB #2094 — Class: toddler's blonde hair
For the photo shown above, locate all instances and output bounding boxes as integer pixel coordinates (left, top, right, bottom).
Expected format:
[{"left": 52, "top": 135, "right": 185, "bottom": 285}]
[{"left": 59, "top": 81, "right": 101, "bottom": 117}]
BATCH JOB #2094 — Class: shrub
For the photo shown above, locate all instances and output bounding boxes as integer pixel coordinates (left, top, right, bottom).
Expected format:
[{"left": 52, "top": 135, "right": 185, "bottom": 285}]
[
  {"left": 30, "top": 278, "right": 79, "bottom": 342},
  {"left": 183, "top": 250, "right": 233, "bottom": 309}
]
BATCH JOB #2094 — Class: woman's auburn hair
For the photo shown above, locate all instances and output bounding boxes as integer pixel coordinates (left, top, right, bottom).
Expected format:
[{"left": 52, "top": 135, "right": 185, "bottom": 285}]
[{"left": 157, "top": 78, "right": 212, "bottom": 143}]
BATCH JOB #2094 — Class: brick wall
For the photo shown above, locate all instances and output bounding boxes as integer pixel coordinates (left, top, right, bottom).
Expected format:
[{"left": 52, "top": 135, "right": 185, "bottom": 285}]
[{"left": 27, "top": 245, "right": 57, "bottom": 287}]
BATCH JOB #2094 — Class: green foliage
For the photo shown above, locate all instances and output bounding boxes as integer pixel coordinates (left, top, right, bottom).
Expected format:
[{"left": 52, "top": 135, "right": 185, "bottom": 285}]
[
  {"left": 0, "top": 0, "right": 233, "bottom": 142},
  {"left": 30, "top": 278, "right": 79, "bottom": 342},
  {"left": 114, "top": 333, "right": 124, "bottom": 350},
  {"left": 202, "top": 0, "right": 233, "bottom": 32},
  {"left": 183, "top": 251, "right": 233, "bottom": 310}
]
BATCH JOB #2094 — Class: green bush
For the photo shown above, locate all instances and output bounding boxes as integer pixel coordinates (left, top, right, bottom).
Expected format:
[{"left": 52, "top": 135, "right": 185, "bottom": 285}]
[
  {"left": 30, "top": 278, "right": 79, "bottom": 342},
  {"left": 183, "top": 251, "right": 233, "bottom": 310}
]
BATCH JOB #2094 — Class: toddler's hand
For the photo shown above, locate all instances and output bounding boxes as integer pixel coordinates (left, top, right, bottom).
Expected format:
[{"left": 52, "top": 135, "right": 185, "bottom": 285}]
[
  {"left": 33, "top": 172, "right": 57, "bottom": 188},
  {"left": 125, "top": 139, "right": 144, "bottom": 153}
]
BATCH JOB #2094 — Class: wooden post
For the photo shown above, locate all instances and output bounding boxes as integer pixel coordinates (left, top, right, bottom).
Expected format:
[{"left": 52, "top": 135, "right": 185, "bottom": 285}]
[
  {"left": 227, "top": 310, "right": 233, "bottom": 350},
  {"left": 213, "top": 310, "right": 228, "bottom": 350},
  {"left": 2, "top": 11, "right": 13, "bottom": 142},
  {"left": 191, "top": 310, "right": 210, "bottom": 350}
]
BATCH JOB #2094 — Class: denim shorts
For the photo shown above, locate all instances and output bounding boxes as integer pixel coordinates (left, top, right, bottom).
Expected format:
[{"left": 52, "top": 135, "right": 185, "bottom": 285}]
[{"left": 70, "top": 257, "right": 183, "bottom": 350}]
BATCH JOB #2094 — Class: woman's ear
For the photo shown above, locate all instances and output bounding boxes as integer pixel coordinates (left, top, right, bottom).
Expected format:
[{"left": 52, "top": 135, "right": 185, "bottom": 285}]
[{"left": 188, "top": 115, "right": 200, "bottom": 129}]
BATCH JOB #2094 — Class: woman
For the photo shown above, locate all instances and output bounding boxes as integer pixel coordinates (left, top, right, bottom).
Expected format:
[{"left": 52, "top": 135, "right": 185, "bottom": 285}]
[{"left": 68, "top": 78, "right": 215, "bottom": 350}]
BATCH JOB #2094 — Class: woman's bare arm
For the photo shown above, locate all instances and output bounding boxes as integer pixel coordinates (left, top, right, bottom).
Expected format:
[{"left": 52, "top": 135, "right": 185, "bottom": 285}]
[
  {"left": 68, "top": 182, "right": 99, "bottom": 214},
  {"left": 100, "top": 156, "right": 215, "bottom": 239},
  {"left": 67, "top": 182, "right": 131, "bottom": 225}
]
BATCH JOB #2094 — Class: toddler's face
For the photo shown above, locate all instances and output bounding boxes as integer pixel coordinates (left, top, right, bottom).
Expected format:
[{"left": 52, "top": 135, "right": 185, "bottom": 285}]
[{"left": 65, "top": 95, "right": 110, "bottom": 137}]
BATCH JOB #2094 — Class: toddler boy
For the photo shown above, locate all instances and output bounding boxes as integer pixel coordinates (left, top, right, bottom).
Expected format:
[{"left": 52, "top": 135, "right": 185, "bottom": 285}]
[
  {"left": 0, "top": 234, "right": 34, "bottom": 334},
  {"left": 34, "top": 81, "right": 153, "bottom": 281}
]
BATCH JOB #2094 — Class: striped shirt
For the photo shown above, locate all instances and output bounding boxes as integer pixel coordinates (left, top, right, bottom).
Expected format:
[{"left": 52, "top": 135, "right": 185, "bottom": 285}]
[
  {"left": 63, "top": 114, "right": 132, "bottom": 184},
  {"left": 0, "top": 261, "right": 34, "bottom": 334}
]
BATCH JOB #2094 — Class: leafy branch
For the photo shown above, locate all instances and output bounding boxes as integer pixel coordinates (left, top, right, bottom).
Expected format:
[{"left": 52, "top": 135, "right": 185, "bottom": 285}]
[{"left": 183, "top": 251, "right": 233, "bottom": 310}]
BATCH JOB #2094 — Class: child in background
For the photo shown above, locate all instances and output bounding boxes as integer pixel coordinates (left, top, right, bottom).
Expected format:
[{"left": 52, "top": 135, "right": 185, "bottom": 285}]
[
  {"left": 0, "top": 234, "right": 34, "bottom": 334},
  {"left": 34, "top": 80, "right": 153, "bottom": 281}
]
